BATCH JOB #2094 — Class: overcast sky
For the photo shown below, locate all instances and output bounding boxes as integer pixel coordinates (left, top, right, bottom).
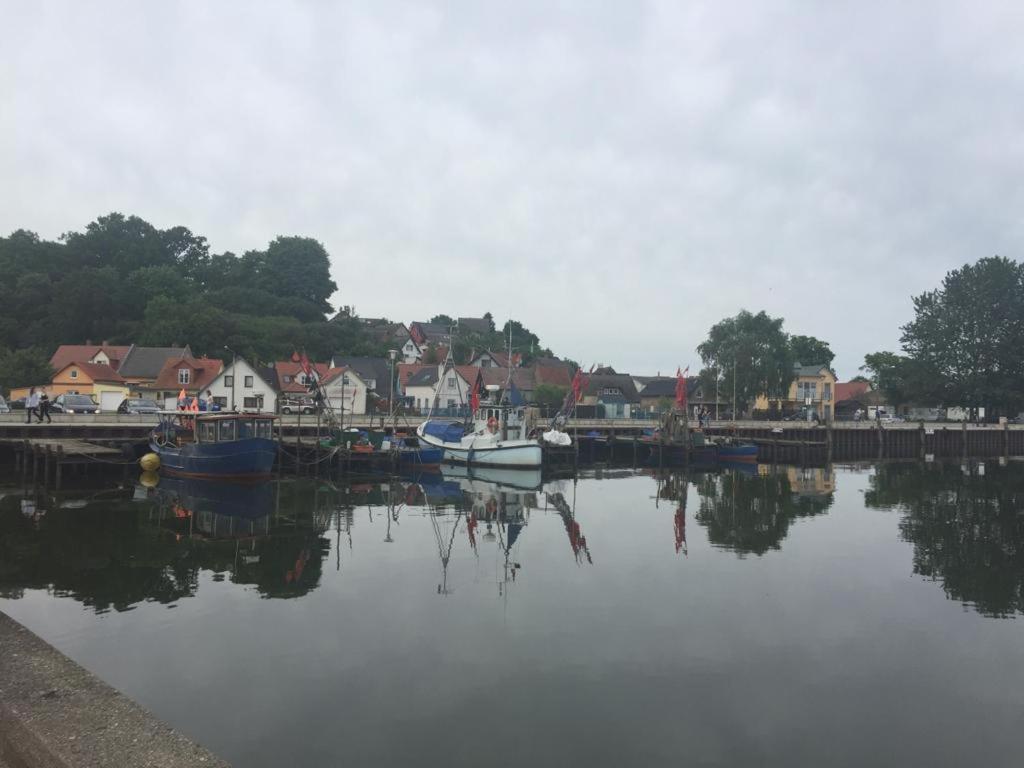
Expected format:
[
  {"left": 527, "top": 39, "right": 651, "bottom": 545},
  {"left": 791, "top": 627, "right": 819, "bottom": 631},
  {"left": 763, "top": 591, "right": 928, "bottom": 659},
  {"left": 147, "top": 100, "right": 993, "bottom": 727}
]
[{"left": 3, "top": 1, "right": 1022, "bottom": 378}]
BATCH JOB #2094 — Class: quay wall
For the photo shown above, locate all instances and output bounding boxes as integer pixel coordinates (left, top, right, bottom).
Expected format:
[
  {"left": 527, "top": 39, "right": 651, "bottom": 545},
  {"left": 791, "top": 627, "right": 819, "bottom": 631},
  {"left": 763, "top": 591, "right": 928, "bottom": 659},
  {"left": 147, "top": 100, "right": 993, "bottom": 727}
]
[{"left": 0, "top": 611, "right": 229, "bottom": 768}]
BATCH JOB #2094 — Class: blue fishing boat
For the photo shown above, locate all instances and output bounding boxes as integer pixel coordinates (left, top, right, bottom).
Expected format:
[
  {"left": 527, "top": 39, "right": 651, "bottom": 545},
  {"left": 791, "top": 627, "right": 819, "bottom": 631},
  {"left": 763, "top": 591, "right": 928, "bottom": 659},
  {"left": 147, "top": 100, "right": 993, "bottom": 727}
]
[
  {"left": 385, "top": 434, "right": 445, "bottom": 468},
  {"left": 150, "top": 411, "right": 278, "bottom": 478}
]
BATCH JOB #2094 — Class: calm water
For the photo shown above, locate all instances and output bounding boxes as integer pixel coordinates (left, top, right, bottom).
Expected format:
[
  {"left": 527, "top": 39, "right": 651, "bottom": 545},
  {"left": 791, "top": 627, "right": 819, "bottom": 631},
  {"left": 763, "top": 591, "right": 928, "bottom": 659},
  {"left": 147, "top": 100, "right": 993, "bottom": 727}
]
[{"left": 2, "top": 461, "right": 1024, "bottom": 767}]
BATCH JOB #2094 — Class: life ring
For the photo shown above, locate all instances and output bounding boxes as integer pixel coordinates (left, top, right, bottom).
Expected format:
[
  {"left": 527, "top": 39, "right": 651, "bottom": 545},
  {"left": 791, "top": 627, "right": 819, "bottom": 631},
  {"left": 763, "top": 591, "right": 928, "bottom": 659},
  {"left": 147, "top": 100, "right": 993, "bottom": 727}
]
[{"left": 487, "top": 416, "right": 498, "bottom": 433}]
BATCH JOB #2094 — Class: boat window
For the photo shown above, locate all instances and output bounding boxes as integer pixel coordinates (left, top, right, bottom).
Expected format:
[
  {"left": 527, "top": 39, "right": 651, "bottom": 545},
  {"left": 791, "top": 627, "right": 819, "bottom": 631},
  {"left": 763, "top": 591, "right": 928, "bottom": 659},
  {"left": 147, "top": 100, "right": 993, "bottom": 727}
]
[
  {"left": 255, "top": 419, "right": 273, "bottom": 439},
  {"left": 237, "top": 419, "right": 254, "bottom": 438},
  {"left": 198, "top": 421, "right": 217, "bottom": 443},
  {"left": 218, "top": 419, "right": 237, "bottom": 441}
]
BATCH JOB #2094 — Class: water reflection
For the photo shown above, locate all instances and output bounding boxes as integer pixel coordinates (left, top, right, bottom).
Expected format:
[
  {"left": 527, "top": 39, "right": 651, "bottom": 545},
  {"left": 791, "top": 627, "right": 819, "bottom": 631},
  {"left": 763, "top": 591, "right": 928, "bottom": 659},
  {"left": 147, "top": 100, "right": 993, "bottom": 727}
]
[
  {"left": 864, "top": 460, "right": 1024, "bottom": 617},
  {"left": 690, "top": 465, "right": 835, "bottom": 556}
]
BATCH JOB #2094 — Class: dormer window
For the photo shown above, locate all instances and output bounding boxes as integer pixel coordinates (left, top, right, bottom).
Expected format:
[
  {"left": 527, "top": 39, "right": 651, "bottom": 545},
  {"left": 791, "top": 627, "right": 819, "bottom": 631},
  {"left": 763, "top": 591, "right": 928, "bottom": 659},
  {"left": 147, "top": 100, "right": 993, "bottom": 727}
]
[
  {"left": 70, "top": 369, "right": 78, "bottom": 379},
  {"left": 178, "top": 369, "right": 191, "bottom": 385}
]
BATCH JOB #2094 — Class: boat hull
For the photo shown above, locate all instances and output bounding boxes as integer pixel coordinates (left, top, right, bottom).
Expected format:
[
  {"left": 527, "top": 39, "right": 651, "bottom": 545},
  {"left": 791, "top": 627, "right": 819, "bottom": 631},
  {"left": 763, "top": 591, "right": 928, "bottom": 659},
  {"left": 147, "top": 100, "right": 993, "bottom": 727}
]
[
  {"left": 151, "top": 437, "right": 278, "bottom": 479},
  {"left": 417, "top": 429, "right": 542, "bottom": 467}
]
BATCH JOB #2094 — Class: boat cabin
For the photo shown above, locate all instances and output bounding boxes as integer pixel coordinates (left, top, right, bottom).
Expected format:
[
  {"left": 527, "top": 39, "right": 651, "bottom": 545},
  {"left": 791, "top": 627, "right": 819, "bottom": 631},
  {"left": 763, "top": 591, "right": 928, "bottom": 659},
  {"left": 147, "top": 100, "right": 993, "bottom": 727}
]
[{"left": 157, "top": 411, "right": 277, "bottom": 444}]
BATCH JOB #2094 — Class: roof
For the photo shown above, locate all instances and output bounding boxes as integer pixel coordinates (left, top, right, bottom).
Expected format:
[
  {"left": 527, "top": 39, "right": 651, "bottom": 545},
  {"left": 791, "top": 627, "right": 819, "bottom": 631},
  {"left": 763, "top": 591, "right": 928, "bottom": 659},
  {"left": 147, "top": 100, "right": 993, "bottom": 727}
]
[
  {"left": 117, "top": 346, "right": 192, "bottom": 378},
  {"left": 409, "top": 322, "right": 451, "bottom": 346},
  {"left": 635, "top": 376, "right": 702, "bottom": 399},
  {"left": 151, "top": 356, "right": 224, "bottom": 391},
  {"left": 332, "top": 357, "right": 393, "bottom": 396},
  {"left": 56, "top": 361, "right": 126, "bottom": 384},
  {"left": 584, "top": 374, "right": 640, "bottom": 403},
  {"left": 397, "top": 363, "right": 434, "bottom": 390},
  {"left": 794, "top": 363, "right": 832, "bottom": 378},
  {"left": 406, "top": 368, "right": 440, "bottom": 388},
  {"left": 479, "top": 367, "right": 535, "bottom": 391},
  {"left": 458, "top": 317, "right": 492, "bottom": 334},
  {"left": 470, "top": 350, "right": 523, "bottom": 368},
  {"left": 49, "top": 344, "right": 132, "bottom": 372},
  {"left": 273, "top": 360, "right": 332, "bottom": 393},
  {"left": 533, "top": 359, "right": 572, "bottom": 387},
  {"left": 835, "top": 381, "right": 872, "bottom": 403}
]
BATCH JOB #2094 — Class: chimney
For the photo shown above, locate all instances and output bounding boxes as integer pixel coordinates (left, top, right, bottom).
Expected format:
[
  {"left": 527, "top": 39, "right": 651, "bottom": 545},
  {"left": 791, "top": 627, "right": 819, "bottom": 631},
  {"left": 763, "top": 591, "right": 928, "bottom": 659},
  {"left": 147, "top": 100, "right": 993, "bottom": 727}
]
[
  {"left": 85, "top": 339, "right": 92, "bottom": 345},
  {"left": 101, "top": 339, "right": 109, "bottom": 346}
]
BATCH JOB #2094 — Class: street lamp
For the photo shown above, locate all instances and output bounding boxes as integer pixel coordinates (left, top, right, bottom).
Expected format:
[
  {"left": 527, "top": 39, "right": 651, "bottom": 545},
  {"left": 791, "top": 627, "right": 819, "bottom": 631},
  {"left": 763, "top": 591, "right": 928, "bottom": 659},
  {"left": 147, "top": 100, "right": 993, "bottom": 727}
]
[
  {"left": 388, "top": 349, "right": 398, "bottom": 415},
  {"left": 223, "top": 345, "right": 236, "bottom": 411}
]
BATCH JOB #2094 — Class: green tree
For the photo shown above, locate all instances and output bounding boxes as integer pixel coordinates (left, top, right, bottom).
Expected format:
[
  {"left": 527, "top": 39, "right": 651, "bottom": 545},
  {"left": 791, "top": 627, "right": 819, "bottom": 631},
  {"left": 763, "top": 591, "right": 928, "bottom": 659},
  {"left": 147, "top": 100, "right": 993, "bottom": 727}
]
[
  {"left": 0, "top": 347, "right": 54, "bottom": 394},
  {"left": 789, "top": 335, "right": 835, "bottom": 368},
  {"left": 534, "top": 384, "right": 568, "bottom": 410},
  {"left": 697, "top": 310, "right": 794, "bottom": 414},
  {"left": 256, "top": 237, "right": 337, "bottom": 316},
  {"left": 430, "top": 314, "right": 455, "bottom": 326},
  {"left": 900, "top": 256, "right": 1024, "bottom": 415}
]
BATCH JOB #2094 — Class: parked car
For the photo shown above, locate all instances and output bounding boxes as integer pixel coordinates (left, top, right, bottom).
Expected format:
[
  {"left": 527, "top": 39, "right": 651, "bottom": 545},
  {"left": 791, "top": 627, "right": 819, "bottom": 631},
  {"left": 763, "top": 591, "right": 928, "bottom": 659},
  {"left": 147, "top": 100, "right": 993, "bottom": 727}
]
[
  {"left": 117, "top": 398, "right": 161, "bottom": 415},
  {"left": 878, "top": 413, "right": 903, "bottom": 424},
  {"left": 51, "top": 394, "right": 99, "bottom": 414},
  {"left": 0, "top": 396, "right": 9, "bottom": 414},
  {"left": 279, "top": 397, "right": 316, "bottom": 415},
  {"left": 9, "top": 397, "right": 26, "bottom": 410}
]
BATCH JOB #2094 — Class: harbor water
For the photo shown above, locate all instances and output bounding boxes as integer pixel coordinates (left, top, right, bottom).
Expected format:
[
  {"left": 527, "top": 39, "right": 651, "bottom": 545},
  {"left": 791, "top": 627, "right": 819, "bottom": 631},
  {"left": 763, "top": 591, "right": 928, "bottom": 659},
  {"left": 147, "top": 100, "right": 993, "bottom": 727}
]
[{"left": 2, "top": 461, "right": 1023, "bottom": 767}]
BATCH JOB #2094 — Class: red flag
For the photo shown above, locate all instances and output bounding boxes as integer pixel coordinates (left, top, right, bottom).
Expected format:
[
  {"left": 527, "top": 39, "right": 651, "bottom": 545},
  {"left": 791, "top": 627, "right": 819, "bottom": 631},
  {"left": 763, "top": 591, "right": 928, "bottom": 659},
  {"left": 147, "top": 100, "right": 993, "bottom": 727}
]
[
  {"left": 675, "top": 366, "right": 689, "bottom": 409},
  {"left": 470, "top": 386, "right": 480, "bottom": 414},
  {"left": 299, "top": 351, "right": 312, "bottom": 377},
  {"left": 571, "top": 369, "right": 583, "bottom": 403}
]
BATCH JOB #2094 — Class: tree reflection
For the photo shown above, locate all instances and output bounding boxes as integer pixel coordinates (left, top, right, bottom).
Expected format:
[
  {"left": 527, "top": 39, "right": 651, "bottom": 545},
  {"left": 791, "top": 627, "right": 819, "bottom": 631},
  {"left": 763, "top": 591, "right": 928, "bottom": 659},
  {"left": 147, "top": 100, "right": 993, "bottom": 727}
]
[
  {"left": 0, "top": 478, "right": 333, "bottom": 612},
  {"left": 692, "top": 466, "right": 835, "bottom": 556},
  {"left": 864, "top": 461, "right": 1024, "bottom": 618}
]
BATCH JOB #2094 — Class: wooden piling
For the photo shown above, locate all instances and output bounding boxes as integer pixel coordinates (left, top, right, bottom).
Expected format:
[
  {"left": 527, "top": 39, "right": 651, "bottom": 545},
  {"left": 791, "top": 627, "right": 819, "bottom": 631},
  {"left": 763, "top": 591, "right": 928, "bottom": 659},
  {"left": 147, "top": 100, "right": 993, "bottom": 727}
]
[{"left": 55, "top": 445, "right": 63, "bottom": 490}]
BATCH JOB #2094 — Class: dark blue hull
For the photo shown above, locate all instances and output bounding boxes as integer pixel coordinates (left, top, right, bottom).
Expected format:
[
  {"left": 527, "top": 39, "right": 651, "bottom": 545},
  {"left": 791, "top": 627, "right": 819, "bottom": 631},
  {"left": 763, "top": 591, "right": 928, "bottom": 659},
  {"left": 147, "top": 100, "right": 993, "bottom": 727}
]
[
  {"left": 151, "top": 437, "right": 278, "bottom": 478},
  {"left": 397, "top": 447, "right": 445, "bottom": 466}
]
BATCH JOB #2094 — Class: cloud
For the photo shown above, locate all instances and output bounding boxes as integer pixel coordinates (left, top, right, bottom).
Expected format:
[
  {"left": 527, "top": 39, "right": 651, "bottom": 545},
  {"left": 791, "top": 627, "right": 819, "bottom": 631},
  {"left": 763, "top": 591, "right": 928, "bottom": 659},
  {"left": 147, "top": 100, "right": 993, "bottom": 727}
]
[{"left": 3, "top": 0, "right": 1023, "bottom": 377}]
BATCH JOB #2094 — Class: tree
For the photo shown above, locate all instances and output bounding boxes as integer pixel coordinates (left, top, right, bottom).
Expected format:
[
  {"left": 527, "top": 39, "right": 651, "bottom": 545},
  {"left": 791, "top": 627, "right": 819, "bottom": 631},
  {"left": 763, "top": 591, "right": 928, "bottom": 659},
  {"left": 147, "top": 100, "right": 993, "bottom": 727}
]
[
  {"left": 899, "top": 256, "right": 1024, "bottom": 416},
  {"left": 697, "top": 310, "right": 794, "bottom": 414},
  {"left": 257, "top": 237, "right": 337, "bottom": 317},
  {"left": 430, "top": 314, "right": 455, "bottom": 326},
  {"left": 789, "top": 335, "right": 835, "bottom": 368},
  {"left": 534, "top": 384, "right": 568, "bottom": 410},
  {"left": 0, "top": 347, "right": 53, "bottom": 394}
]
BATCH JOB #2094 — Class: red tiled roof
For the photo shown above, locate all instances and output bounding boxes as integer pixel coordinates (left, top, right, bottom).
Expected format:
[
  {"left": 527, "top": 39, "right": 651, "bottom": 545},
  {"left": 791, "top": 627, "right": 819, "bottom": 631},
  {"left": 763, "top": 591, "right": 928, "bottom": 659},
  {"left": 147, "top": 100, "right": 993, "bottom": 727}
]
[
  {"left": 835, "top": 381, "right": 871, "bottom": 402},
  {"left": 533, "top": 361, "right": 572, "bottom": 387},
  {"left": 55, "top": 361, "right": 126, "bottom": 384},
  {"left": 273, "top": 360, "right": 332, "bottom": 393},
  {"left": 479, "top": 367, "right": 535, "bottom": 390},
  {"left": 49, "top": 344, "right": 132, "bottom": 372},
  {"left": 151, "top": 356, "right": 224, "bottom": 391}
]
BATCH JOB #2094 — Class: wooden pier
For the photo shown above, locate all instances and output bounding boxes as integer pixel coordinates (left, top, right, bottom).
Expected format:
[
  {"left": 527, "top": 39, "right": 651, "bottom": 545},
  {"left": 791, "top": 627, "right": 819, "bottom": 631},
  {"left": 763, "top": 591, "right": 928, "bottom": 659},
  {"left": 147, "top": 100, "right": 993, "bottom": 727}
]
[{"left": 2, "top": 438, "right": 129, "bottom": 489}]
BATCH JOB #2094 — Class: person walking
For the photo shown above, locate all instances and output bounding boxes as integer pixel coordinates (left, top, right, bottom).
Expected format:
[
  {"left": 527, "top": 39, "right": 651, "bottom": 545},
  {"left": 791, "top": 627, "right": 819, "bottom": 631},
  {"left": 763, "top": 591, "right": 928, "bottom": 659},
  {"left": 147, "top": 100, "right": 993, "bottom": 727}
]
[
  {"left": 37, "top": 389, "right": 52, "bottom": 423},
  {"left": 25, "top": 387, "right": 39, "bottom": 424}
]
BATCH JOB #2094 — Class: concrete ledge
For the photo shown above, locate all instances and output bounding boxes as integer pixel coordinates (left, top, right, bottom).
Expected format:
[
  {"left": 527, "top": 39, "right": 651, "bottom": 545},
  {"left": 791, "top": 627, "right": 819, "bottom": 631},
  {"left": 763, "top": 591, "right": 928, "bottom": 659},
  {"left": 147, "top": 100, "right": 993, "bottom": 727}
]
[{"left": 0, "top": 611, "right": 229, "bottom": 768}]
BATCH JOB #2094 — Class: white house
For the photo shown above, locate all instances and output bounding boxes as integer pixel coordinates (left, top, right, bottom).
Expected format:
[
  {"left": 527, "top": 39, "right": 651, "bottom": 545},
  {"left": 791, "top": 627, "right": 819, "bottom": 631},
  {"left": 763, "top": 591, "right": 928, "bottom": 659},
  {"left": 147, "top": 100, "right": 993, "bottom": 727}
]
[
  {"left": 206, "top": 357, "right": 277, "bottom": 413},
  {"left": 321, "top": 368, "right": 369, "bottom": 415},
  {"left": 404, "top": 365, "right": 479, "bottom": 411}
]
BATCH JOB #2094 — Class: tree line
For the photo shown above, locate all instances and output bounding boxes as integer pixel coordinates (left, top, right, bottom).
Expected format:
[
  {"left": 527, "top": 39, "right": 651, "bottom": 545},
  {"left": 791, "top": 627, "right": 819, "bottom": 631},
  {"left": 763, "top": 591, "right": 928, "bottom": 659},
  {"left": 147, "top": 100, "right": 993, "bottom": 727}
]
[{"left": 0, "top": 213, "right": 558, "bottom": 393}]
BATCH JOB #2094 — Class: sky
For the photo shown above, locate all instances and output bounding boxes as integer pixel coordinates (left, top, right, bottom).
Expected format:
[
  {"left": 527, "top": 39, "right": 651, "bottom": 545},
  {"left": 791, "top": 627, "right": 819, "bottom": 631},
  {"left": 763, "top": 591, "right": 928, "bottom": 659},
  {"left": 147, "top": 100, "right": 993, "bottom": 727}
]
[{"left": 3, "top": 1, "right": 1023, "bottom": 379}]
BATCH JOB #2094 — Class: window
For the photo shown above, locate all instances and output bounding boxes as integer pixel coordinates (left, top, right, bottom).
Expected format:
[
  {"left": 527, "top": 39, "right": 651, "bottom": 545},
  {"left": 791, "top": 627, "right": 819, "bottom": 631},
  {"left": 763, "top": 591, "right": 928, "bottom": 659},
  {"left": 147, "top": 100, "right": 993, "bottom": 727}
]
[
  {"left": 244, "top": 375, "right": 253, "bottom": 388},
  {"left": 224, "top": 375, "right": 234, "bottom": 387},
  {"left": 823, "top": 383, "right": 832, "bottom": 402},
  {"left": 178, "top": 369, "right": 190, "bottom": 385},
  {"left": 243, "top": 396, "right": 259, "bottom": 409},
  {"left": 255, "top": 419, "right": 273, "bottom": 439},
  {"left": 447, "top": 377, "right": 456, "bottom": 388},
  {"left": 198, "top": 421, "right": 217, "bottom": 442},
  {"left": 342, "top": 375, "right": 351, "bottom": 385},
  {"left": 482, "top": 359, "right": 492, "bottom": 368},
  {"left": 447, "top": 398, "right": 456, "bottom": 409},
  {"left": 213, "top": 396, "right": 228, "bottom": 407},
  {"left": 218, "top": 420, "right": 237, "bottom": 441},
  {"left": 283, "top": 375, "right": 292, "bottom": 384},
  {"left": 70, "top": 369, "right": 78, "bottom": 379}
]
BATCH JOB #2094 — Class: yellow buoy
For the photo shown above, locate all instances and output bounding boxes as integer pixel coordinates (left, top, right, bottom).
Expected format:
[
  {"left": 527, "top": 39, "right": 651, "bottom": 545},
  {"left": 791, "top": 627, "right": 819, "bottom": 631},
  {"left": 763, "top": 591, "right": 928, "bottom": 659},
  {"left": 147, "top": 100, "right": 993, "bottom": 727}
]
[
  {"left": 139, "top": 470, "right": 160, "bottom": 488},
  {"left": 139, "top": 452, "right": 161, "bottom": 472}
]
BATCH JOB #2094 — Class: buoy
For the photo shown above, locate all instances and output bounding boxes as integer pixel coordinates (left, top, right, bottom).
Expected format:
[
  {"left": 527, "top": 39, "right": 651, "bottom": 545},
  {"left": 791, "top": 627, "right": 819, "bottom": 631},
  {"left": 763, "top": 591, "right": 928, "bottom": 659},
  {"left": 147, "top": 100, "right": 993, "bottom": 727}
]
[
  {"left": 139, "top": 470, "right": 160, "bottom": 488},
  {"left": 139, "top": 452, "right": 161, "bottom": 472}
]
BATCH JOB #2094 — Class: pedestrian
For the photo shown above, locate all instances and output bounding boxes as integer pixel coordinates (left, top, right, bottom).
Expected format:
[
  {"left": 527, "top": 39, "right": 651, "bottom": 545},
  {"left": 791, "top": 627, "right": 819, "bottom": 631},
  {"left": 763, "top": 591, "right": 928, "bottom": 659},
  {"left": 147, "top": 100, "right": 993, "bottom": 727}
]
[
  {"left": 37, "top": 389, "right": 52, "bottom": 423},
  {"left": 25, "top": 387, "right": 40, "bottom": 424}
]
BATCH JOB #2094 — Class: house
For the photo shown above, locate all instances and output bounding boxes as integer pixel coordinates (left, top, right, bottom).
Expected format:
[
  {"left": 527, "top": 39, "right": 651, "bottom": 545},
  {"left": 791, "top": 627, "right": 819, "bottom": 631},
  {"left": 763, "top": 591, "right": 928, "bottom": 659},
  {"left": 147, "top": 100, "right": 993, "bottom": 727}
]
[
  {"left": 273, "top": 360, "right": 332, "bottom": 397},
  {"left": 580, "top": 374, "right": 640, "bottom": 418},
  {"left": 409, "top": 321, "right": 452, "bottom": 348},
  {"left": 357, "top": 318, "right": 422, "bottom": 363},
  {"left": 321, "top": 367, "right": 369, "bottom": 415},
  {"left": 49, "top": 342, "right": 133, "bottom": 373},
  {"left": 754, "top": 363, "right": 838, "bottom": 420},
  {"left": 479, "top": 367, "right": 536, "bottom": 404},
  {"left": 206, "top": 357, "right": 278, "bottom": 412},
  {"left": 457, "top": 317, "right": 493, "bottom": 335},
  {"left": 330, "top": 356, "right": 397, "bottom": 410},
  {"left": 116, "top": 345, "right": 192, "bottom": 393},
  {"left": 50, "top": 362, "right": 129, "bottom": 411},
  {"left": 143, "top": 356, "right": 224, "bottom": 407},
  {"left": 834, "top": 381, "right": 872, "bottom": 420},
  {"left": 533, "top": 358, "right": 573, "bottom": 390},
  {"left": 404, "top": 365, "right": 481, "bottom": 412},
  {"left": 636, "top": 376, "right": 726, "bottom": 416}
]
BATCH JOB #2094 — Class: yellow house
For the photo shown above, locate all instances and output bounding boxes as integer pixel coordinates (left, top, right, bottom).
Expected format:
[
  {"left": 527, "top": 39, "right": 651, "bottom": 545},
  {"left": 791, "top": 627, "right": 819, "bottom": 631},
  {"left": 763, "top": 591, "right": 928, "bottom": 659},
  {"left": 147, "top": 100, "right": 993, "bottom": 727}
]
[
  {"left": 50, "top": 362, "right": 130, "bottom": 411},
  {"left": 754, "top": 363, "right": 837, "bottom": 420}
]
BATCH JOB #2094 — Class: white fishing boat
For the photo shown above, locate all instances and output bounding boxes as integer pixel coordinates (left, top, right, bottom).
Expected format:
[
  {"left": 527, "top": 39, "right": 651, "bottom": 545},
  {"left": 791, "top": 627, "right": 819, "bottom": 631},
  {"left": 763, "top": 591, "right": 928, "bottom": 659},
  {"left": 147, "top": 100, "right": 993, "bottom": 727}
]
[{"left": 416, "top": 328, "right": 543, "bottom": 468}]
